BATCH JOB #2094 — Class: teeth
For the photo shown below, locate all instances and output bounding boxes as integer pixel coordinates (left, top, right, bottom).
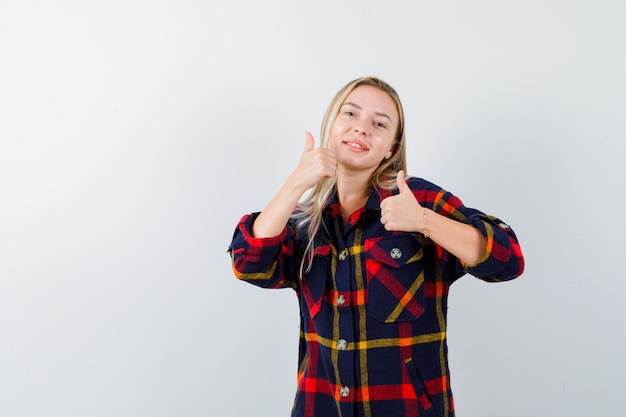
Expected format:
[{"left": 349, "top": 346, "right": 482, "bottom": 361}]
[{"left": 346, "top": 142, "right": 365, "bottom": 150}]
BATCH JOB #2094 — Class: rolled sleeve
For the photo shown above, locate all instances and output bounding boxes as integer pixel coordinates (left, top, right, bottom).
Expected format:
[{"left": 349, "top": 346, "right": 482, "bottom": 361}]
[
  {"left": 461, "top": 213, "right": 525, "bottom": 281},
  {"left": 228, "top": 213, "right": 297, "bottom": 289}
]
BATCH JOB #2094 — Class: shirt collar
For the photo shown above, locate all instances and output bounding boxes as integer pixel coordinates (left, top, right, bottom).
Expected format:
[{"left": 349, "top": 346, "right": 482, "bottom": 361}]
[{"left": 323, "top": 185, "right": 396, "bottom": 215}]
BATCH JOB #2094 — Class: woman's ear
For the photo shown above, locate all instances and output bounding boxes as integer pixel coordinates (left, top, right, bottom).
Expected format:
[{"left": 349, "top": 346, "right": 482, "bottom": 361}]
[{"left": 385, "top": 144, "right": 395, "bottom": 159}]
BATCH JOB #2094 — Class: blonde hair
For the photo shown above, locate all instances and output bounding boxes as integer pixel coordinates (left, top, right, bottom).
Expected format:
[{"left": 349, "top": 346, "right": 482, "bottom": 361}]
[{"left": 294, "top": 76, "right": 407, "bottom": 273}]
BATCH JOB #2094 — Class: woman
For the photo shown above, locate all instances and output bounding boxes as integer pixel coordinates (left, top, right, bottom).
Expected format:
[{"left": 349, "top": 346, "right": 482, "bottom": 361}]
[{"left": 229, "top": 76, "right": 524, "bottom": 417}]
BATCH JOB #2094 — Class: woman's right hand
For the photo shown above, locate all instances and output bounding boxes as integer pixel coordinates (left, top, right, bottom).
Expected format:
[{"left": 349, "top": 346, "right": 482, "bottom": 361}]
[
  {"left": 251, "top": 132, "right": 336, "bottom": 238},
  {"left": 289, "top": 132, "right": 337, "bottom": 192}
]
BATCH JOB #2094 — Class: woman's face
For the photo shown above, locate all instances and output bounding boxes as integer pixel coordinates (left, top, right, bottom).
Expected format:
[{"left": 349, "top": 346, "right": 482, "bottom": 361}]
[{"left": 330, "top": 85, "right": 399, "bottom": 174}]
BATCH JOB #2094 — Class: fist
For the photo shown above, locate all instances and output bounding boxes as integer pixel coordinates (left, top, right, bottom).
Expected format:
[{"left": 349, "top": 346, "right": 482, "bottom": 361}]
[
  {"left": 292, "top": 132, "right": 337, "bottom": 191},
  {"left": 380, "top": 170, "right": 423, "bottom": 232}
]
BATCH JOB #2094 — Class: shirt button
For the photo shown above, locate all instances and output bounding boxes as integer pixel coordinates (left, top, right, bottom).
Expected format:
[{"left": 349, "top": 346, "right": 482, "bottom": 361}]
[
  {"left": 338, "top": 249, "right": 348, "bottom": 261},
  {"left": 336, "top": 294, "right": 345, "bottom": 306},
  {"left": 337, "top": 339, "right": 347, "bottom": 350},
  {"left": 390, "top": 247, "right": 402, "bottom": 260},
  {"left": 340, "top": 386, "right": 350, "bottom": 397}
]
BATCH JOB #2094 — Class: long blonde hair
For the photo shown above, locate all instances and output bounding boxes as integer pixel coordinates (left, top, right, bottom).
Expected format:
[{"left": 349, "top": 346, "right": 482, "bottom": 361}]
[{"left": 293, "top": 76, "right": 407, "bottom": 273}]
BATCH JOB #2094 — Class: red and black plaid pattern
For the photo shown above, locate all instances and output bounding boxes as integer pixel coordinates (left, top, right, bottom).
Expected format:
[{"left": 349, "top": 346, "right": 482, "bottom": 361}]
[{"left": 229, "top": 177, "right": 524, "bottom": 417}]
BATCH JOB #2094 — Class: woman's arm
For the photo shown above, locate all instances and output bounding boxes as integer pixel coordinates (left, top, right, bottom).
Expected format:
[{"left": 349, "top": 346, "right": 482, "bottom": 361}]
[
  {"left": 252, "top": 132, "right": 336, "bottom": 238},
  {"left": 229, "top": 133, "right": 338, "bottom": 289},
  {"left": 419, "top": 208, "right": 487, "bottom": 266},
  {"left": 380, "top": 170, "right": 489, "bottom": 267}
]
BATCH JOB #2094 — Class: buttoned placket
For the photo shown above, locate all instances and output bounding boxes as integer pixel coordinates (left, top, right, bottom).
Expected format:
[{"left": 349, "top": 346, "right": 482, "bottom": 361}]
[{"left": 332, "top": 215, "right": 358, "bottom": 412}]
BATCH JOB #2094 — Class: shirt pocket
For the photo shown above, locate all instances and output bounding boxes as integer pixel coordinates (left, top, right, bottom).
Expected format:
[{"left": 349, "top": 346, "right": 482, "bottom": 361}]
[
  {"left": 364, "top": 235, "right": 425, "bottom": 323},
  {"left": 299, "top": 244, "right": 332, "bottom": 320}
]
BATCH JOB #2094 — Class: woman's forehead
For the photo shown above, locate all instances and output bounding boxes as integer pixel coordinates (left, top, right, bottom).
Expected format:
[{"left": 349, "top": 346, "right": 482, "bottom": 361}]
[{"left": 342, "top": 86, "right": 399, "bottom": 120}]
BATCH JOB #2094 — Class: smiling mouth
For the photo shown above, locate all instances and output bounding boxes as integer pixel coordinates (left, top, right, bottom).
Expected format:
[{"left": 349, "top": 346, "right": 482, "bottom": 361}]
[{"left": 344, "top": 141, "right": 369, "bottom": 151}]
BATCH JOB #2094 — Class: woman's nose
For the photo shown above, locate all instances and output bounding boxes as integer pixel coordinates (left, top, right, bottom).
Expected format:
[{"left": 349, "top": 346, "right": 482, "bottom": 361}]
[{"left": 354, "top": 124, "right": 368, "bottom": 135}]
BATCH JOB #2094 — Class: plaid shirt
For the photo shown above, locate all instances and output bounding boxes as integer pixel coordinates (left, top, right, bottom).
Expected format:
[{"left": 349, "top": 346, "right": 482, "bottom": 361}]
[{"left": 229, "top": 177, "right": 524, "bottom": 417}]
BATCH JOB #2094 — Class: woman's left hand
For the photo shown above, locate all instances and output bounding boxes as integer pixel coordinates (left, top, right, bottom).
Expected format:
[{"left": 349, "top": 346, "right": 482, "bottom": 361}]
[{"left": 380, "top": 170, "right": 424, "bottom": 232}]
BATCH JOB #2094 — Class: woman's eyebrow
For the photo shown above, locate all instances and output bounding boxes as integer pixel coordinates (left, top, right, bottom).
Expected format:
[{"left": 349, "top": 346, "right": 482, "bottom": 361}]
[{"left": 342, "top": 102, "right": 392, "bottom": 122}]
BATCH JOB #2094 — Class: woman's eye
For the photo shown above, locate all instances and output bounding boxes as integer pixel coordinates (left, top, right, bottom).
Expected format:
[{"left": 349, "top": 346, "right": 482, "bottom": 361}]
[
  {"left": 345, "top": 111, "right": 355, "bottom": 116},
  {"left": 375, "top": 121, "right": 386, "bottom": 128}
]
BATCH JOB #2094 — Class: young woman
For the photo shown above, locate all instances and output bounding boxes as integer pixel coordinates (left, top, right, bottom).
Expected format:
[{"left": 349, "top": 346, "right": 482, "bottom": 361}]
[{"left": 229, "top": 76, "right": 524, "bottom": 417}]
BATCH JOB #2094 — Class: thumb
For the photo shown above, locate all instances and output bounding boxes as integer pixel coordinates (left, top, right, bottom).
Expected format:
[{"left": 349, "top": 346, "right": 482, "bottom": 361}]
[
  {"left": 396, "top": 170, "right": 411, "bottom": 194},
  {"left": 304, "top": 131, "right": 315, "bottom": 152}
]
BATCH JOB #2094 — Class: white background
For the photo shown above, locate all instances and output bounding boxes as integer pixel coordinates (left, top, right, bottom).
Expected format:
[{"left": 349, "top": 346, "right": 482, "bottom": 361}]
[{"left": 1, "top": 1, "right": 624, "bottom": 416}]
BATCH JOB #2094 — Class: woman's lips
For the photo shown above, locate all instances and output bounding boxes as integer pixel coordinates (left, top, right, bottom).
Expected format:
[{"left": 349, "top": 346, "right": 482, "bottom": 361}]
[{"left": 343, "top": 140, "right": 369, "bottom": 151}]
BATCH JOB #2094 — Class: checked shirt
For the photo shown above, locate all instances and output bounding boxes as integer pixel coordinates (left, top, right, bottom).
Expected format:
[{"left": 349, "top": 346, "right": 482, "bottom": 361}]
[{"left": 229, "top": 177, "right": 524, "bottom": 417}]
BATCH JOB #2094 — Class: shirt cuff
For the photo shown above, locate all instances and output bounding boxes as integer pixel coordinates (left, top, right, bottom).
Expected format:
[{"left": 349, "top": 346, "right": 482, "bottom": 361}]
[
  {"left": 231, "top": 213, "right": 288, "bottom": 264},
  {"left": 461, "top": 213, "right": 516, "bottom": 278}
]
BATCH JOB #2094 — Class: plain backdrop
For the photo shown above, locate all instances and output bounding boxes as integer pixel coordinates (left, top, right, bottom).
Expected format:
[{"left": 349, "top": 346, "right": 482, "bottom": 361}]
[{"left": 1, "top": 1, "right": 625, "bottom": 416}]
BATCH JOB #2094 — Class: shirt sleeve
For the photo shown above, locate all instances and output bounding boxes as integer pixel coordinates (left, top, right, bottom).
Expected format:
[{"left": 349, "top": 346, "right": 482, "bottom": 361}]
[
  {"left": 228, "top": 213, "right": 299, "bottom": 289},
  {"left": 459, "top": 212, "right": 525, "bottom": 282}
]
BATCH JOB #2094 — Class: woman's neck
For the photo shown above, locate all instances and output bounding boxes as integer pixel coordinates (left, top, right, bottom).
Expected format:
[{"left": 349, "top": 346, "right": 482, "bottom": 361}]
[{"left": 336, "top": 170, "right": 371, "bottom": 223}]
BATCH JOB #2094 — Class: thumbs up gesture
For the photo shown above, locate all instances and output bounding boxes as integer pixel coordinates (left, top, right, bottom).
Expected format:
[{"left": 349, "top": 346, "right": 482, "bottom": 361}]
[
  {"left": 290, "top": 131, "right": 337, "bottom": 192},
  {"left": 380, "top": 170, "right": 423, "bottom": 232}
]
